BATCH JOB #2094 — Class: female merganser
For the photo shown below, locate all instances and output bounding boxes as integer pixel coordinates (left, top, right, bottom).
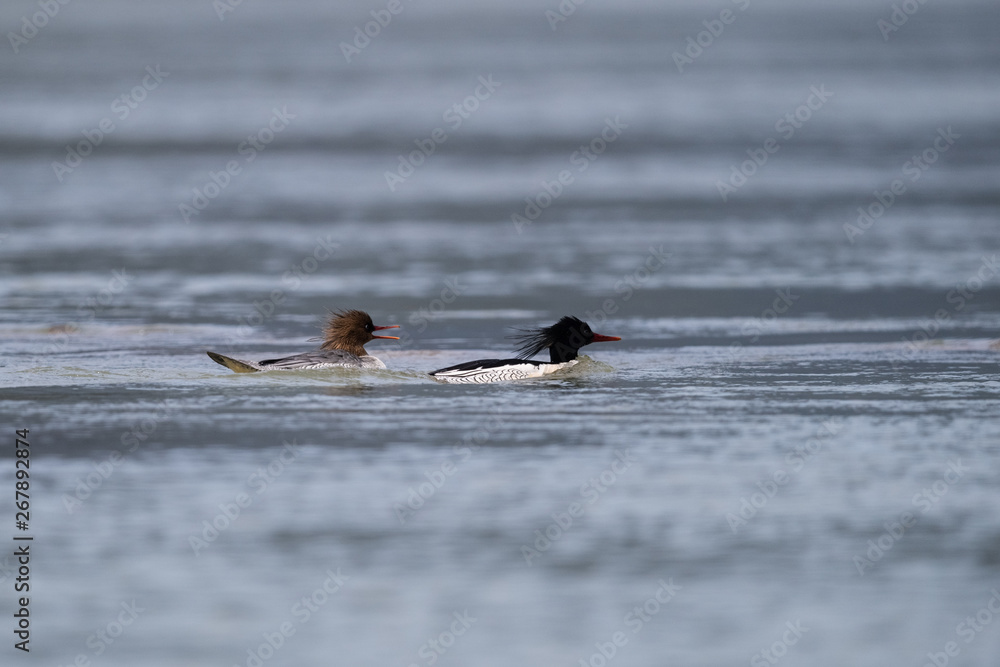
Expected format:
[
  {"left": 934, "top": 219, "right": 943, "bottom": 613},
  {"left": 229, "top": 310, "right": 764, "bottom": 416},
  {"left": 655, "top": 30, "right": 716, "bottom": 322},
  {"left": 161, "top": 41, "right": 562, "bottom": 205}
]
[
  {"left": 429, "top": 316, "right": 620, "bottom": 384},
  {"left": 207, "top": 309, "right": 400, "bottom": 372}
]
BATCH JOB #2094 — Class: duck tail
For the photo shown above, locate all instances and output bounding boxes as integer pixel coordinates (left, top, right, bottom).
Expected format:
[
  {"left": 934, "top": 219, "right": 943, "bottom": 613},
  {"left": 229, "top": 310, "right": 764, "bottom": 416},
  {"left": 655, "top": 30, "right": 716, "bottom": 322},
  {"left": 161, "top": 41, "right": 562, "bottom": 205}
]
[{"left": 206, "top": 351, "right": 260, "bottom": 373}]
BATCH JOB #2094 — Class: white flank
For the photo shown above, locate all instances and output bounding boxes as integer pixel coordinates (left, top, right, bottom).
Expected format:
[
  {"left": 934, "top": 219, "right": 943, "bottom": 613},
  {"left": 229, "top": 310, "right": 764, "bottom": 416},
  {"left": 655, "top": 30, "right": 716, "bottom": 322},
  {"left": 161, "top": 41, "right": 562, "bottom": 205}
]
[{"left": 432, "top": 360, "right": 577, "bottom": 384}]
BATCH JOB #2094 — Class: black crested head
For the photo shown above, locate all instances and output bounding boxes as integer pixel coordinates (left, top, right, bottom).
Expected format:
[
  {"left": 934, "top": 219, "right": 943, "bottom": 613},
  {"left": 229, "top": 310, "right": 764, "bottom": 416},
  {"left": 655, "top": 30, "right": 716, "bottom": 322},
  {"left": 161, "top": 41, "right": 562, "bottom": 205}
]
[{"left": 511, "top": 316, "right": 619, "bottom": 363}]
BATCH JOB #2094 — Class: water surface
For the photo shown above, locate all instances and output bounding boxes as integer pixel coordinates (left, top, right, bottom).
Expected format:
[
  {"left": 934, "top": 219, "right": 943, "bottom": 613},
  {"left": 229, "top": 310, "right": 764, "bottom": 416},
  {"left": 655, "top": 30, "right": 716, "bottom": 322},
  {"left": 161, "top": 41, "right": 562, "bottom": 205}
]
[{"left": 2, "top": 1, "right": 1000, "bottom": 665}]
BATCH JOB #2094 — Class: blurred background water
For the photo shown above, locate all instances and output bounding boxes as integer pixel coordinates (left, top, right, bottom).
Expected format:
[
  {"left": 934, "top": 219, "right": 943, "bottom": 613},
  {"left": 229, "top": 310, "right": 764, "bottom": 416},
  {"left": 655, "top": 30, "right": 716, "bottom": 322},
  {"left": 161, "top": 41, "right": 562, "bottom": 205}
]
[{"left": 1, "top": 0, "right": 1000, "bottom": 665}]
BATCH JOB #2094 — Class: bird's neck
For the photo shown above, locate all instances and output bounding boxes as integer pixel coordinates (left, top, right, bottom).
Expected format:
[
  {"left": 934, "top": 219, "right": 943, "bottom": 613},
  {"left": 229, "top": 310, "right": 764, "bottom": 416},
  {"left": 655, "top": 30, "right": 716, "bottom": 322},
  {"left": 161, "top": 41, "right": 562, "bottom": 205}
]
[
  {"left": 323, "top": 339, "right": 367, "bottom": 357},
  {"left": 548, "top": 345, "right": 578, "bottom": 363}
]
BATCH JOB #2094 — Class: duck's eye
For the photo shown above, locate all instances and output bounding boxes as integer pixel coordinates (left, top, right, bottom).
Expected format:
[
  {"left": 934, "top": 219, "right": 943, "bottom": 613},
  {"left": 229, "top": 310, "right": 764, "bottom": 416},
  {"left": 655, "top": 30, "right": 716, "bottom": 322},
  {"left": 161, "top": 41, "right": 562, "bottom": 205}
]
[{"left": 365, "top": 324, "right": 373, "bottom": 332}]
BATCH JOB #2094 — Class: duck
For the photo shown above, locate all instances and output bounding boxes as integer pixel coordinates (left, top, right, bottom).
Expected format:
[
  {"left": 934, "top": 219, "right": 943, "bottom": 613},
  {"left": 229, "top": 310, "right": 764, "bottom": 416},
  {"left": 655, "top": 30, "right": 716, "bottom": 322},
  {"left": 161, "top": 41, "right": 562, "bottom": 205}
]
[
  {"left": 429, "top": 316, "right": 620, "bottom": 384},
  {"left": 207, "top": 309, "right": 400, "bottom": 372}
]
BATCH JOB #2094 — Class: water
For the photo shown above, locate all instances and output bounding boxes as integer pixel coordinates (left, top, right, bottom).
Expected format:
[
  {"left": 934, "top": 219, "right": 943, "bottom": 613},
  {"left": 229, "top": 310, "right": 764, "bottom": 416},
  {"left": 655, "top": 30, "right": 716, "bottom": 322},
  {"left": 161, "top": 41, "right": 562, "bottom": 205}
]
[{"left": 2, "top": 0, "right": 1000, "bottom": 665}]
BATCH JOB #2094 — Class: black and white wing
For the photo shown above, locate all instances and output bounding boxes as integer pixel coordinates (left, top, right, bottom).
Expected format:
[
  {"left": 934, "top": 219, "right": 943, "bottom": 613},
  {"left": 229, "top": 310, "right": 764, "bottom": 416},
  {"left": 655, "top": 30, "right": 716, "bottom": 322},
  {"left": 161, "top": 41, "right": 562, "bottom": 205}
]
[{"left": 258, "top": 349, "right": 365, "bottom": 370}]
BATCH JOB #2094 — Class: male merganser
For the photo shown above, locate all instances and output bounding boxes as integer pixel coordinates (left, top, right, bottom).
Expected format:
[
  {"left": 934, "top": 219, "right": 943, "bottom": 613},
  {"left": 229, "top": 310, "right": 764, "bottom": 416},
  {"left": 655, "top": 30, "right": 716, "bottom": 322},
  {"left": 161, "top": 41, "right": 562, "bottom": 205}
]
[
  {"left": 429, "top": 316, "right": 621, "bottom": 384},
  {"left": 207, "top": 309, "right": 400, "bottom": 372}
]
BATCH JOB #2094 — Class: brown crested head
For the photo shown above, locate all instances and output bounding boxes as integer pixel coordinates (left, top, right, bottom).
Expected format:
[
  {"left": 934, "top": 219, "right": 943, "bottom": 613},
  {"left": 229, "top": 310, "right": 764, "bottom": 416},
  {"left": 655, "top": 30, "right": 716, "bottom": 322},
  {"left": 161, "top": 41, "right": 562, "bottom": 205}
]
[{"left": 319, "top": 309, "right": 400, "bottom": 356}]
